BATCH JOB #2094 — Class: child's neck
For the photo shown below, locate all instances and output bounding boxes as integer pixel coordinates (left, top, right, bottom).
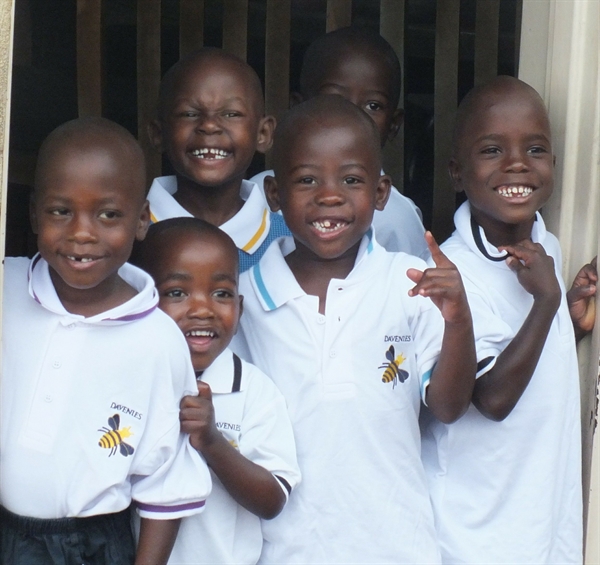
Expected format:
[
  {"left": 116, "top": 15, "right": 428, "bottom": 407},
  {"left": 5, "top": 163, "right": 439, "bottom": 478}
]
[
  {"left": 50, "top": 269, "right": 137, "bottom": 318},
  {"left": 286, "top": 241, "right": 359, "bottom": 315},
  {"left": 174, "top": 174, "right": 245, "bottom": 227},
  {"left": 475, "top": 213, "right": 536, "bottom": 248}
]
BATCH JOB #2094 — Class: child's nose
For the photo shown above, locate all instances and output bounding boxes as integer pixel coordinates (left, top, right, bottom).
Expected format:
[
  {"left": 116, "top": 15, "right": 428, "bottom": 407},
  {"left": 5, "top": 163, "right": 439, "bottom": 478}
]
[
  {"left": 195, "top": 114, "right": 222, "bottom": 135},
  {"left": 68, "top": 215, "right": 97, "bottom": 244},
  {"left": 504, "top": 149, "right": 529, "bottom": 173},
  {"left": 315, "top": 181, "right": 345, "bottom": 205},
  {"left": 187, "top": 295, "right": 214, "bottom": 318}
]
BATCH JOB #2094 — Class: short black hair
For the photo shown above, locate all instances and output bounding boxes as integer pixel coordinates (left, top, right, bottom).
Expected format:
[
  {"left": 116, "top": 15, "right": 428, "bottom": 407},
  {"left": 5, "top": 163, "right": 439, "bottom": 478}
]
[
  {"left": 133, "top": 217, "right": 239, "bottom": 277},
  {"left": 157, "top": 47, "right": 265, "bottom": 119},
  {"left": 35, "top": 116, "right": 147, "bottom": 198},
  {"left": 272, "top": 94, "right": 382, "bottom": 178},
  {"left": 299, "top": 27, "right": 402, "bottom": 109},
  {"left": 452, "top": 76, "right": 549, "bottom": 157}
]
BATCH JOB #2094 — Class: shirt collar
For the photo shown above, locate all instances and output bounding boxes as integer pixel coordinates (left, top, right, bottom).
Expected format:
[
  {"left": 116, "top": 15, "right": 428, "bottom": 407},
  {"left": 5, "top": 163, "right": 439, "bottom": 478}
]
[
  {"left": 249, "top": 228, "right": 378, "bottom": 312},
  {"left": 197, "top": 348, "right": 245, "bottom": 393},
  {"left": 28, "top": 254, "right": 158, "bottom": 324},
  {"left": 453, "top": 201, "right": 547, "bottom": 265},
  {"left": 148, "top": 176, "right": 271, "bottom": 254}
]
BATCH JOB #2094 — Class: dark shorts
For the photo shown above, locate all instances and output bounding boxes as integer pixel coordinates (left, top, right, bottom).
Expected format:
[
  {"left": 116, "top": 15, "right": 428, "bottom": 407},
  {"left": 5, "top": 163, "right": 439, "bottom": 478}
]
[{"left": 0, "top": 506, "right": 135, "bottom": 565}]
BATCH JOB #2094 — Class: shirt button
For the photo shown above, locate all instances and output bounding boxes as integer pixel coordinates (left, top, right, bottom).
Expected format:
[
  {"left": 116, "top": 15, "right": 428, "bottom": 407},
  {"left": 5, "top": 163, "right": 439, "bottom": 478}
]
[
  {"left": 337, "top": 287, "right": 344, "bottom": 292},
  {"left": 317, "top": 315, "right": 326, "bottom": 325},
  {"left": 329, "top": 350, "right": 337, "bottom": 358},
  {"left": 44, "top": 394, "right": 53, "bottom": 402},
  {"left": 52, "top": 360, "right": 61, "bottom": 369}
]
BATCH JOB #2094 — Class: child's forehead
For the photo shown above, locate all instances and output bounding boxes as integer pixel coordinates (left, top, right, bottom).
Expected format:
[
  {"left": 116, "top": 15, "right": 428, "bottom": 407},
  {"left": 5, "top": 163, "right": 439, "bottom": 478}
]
[
  {"left": 455, "top": 84, "right": 550, "bottom": 149},
  {"left": 166, "top": 54, "right": 263, "bottom": 108},
  {"left": 157, "top": 229, "right": 238, "bottom": 272}
]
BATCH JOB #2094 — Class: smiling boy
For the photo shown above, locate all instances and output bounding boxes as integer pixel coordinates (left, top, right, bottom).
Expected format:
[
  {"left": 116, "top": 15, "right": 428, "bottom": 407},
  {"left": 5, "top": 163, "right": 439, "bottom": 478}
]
[
  {"left": 420, "top": 76, "right": 583, "bottom": 563},
  {"left": 231, "top": 95, "right": 504, "bottom": 564},
  {"left": 0, "top": 118, "right": 211, "bottom": 565},
  {"left": 134, "top": 218, "right": 300, "bottom": 564},
  {"left": 146, "top": 48, "right": 288, "bottom": 271},
  {"left": 252, "top": 27, "right": 427, "bottom": 258}
]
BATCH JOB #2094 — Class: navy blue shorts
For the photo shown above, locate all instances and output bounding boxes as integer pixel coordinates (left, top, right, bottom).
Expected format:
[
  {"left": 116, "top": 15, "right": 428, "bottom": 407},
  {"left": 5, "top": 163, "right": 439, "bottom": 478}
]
[{"left": 0, "top": 505, "right": 135, "bottom": 565}]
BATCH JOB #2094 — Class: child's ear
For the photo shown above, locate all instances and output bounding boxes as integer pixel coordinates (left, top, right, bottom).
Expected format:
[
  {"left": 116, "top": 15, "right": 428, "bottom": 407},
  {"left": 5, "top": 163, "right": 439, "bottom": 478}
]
[
  {"left": 135, "top": 200, "right": 151, "bottom": 241},
  {"left": 448, "top": 158, "right": 463, "bottom": 193},
  {"left": 233, "top": 294, "right": 244, "bottom": 334},
  {"left": 256, "top": 115, "right": 276, "bottom": 154},
  {"left": 147, "top": 119, "right": 164, "bottom": 153},
  {"left": 375, "top": 174, "right": 392, "bottom": 211},
  {"left": 289, "top": 91, "right": 304, "bottom": 108},
  {"left": 264, "top": 175, "right": 281, "bottom": 212},
  {"left": 387, "top": 108, "right": 404, "bottom": 142}
]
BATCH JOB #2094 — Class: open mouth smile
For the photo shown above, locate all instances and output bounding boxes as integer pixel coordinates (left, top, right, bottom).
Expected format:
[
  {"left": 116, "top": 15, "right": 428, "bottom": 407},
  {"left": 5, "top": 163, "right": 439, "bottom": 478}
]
[
  {"left": 65, "top": 255, "right": 99, "bottom": 264},
  {"left": 311, "top": 219, "right": 349, "bottom": 234},
  {"left": 496, "top": 185, "right": 534, "bottom": 198},
  {"left": 185, "top": 329, "right": 216, "bottom": 338},
  {"left": 190, "top": 148, "right": 231, "bottom": 160}
]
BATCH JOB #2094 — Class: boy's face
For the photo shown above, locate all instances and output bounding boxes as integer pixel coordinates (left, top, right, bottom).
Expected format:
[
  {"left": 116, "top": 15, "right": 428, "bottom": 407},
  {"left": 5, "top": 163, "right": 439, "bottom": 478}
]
[
  {"left": 153, "top": 232, "right": 242, "bottom": 372},
  {"left": 449, "top": 92, "right": 554, "bottom": 238},
  {"left": 307, "top": 49, "right": 401, "bottom": 147},
  {"left": 266, "top": 119, "right": 390, "bottom": 262},
  {"left": 31, "top": 148, "right": 149, "bottom": 299},
  {"left": 152, "top": 57, "right": 273, "bottom": 191}
]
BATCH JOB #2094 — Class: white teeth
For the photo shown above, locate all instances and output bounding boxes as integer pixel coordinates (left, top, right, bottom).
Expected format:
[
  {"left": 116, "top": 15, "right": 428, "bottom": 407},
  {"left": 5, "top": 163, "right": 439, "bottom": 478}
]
[
  {"left": 497, "top": 186, "right": 533, "bottom": 198},
  {"left": 191, "top": 148, "right": 229, "bottom": 159},
  {"left": 67, "top": 256, "right": 94, "bottom": 263},
  {"left": 312, "top": 220, "right": 346, "bottom": 233},
  {"left": 186, "top": 330, "right": 215, "bottom": 338}
]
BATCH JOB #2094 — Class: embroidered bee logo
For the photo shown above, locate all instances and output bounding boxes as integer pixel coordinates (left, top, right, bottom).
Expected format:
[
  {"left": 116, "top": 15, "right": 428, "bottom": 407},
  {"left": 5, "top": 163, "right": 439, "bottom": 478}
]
[
  {"left": 379, "top": 345, "right": 409, "bottom": 388},
  {"left": 98, "top": 414, "right": 135, "bottom": 457}
]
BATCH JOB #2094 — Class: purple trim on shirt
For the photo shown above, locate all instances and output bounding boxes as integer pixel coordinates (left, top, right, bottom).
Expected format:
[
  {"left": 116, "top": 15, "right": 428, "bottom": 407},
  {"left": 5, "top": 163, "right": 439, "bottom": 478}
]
[
  {"left": 136, "top": 500, "right": 206, "bottom": 513},
  {"left": 104, "top": 304, "right": 157, "bottom": 322}
]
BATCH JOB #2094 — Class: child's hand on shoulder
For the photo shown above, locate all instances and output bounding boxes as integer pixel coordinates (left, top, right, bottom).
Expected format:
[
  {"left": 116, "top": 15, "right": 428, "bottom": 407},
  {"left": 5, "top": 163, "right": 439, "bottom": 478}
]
[
  {"left": 566, "top": 256, "right": 597, "bottom": 339},
  {"left": 499, "top": 240, "right": 561, "bottom": 308},
  {"left": 180, "top": 381, "right": 221, "bottom": 453},
  {"left": 407, "top": 231, "right": 471, "bottom": 326}
]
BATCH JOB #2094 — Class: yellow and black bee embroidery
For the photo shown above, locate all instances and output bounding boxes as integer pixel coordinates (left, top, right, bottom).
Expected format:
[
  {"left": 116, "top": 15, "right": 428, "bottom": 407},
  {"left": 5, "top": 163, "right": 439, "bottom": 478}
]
[
  {"left": 379, "top": 345, "right": 409, "bottom": 388},
  {"left": 98, "top": 414, "right": 135, "bottom": 457}
]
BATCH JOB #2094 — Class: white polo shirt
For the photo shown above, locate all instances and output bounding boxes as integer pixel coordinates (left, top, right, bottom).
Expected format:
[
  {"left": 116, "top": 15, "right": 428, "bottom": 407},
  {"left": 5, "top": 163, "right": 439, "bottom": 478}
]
[
  {"left": 167, "top": 348, "right": 301, "bottom": 565},
  {"left": 231, "top": 232, "right": 448, "bottom": 564},
  {"left": 147, "top": 176, "right": 290, "bottom": 272},
  {"left": 420, "top": 201, "right": 583, "bottom": 564},
  {"left": 1, "top": 256, "right": 211, "bottom": 521},
  {"left": 251, "top": 169, "right": 429, "bottom": 259}
]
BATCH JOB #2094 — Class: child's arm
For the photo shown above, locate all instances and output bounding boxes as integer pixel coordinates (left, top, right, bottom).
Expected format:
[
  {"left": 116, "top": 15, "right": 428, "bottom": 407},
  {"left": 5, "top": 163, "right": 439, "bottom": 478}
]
[
  {"left": 567, "top": 257, "right": 597, "bottom": 342},
  {"left": 406, "top": 231, "right": 477, "bottom": 424},
  {"left": 180, "top": 382, "right": 287, "bottom": 520},
  {"left": 135, "top": 518, "right": 181, "bottom": 565},
  {"left": 471, "top": 240, "right": 561, "bottom": 421}
]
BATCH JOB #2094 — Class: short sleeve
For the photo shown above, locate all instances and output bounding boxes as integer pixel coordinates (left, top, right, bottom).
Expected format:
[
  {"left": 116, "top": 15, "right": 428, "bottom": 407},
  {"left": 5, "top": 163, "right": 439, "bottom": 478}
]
[
  {"left": 130, "top": 321, "right": 212, "bottom": 520},
  {"left": 238, "top": 363, "right": 301, "bottom": 499}
]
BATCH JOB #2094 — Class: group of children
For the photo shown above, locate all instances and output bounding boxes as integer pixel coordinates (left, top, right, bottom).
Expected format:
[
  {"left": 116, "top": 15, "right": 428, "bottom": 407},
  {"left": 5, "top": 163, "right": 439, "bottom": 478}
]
[{"left": 0, "top": 25, "right": 596, "bottom": 565}]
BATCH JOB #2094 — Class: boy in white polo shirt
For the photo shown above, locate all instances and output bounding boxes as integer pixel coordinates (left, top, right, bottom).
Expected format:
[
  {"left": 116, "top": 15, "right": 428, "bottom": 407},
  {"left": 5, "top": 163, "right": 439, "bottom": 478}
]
[
  {"left": 133, "top": 217, "right": 300, "bottom": 564},
  {"left": 251, "top": 26, "right": 428, "bottom": 258},
  {"left": 232, "top": 95, "right": 502, "bottom": 564},
  {"left": 420, "top": 76, "right": 583, "bottom": 563},
  {"left": 145, "top": 47, "right": 289, "bottom": 272},
  {"left": 0, "top": 118, "right": 211, "bottom": 565}
]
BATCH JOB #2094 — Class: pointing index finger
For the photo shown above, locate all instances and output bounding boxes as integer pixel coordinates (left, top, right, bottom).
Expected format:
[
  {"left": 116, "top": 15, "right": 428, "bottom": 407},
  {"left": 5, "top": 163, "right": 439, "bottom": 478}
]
[{"left": 425, "top": 231, "right": 452, "bottom": 268}]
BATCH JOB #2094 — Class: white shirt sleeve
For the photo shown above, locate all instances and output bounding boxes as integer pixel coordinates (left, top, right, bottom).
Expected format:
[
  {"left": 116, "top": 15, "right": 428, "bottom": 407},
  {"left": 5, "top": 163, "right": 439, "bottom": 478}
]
[{"left": 238, "top": 363, "right": 301, "bottom": 500}]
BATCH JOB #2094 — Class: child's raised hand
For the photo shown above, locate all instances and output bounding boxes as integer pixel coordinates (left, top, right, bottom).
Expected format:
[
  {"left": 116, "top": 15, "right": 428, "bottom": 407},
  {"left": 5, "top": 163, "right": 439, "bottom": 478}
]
[
  {"left": 406, "top": 231, "right": 471, "bottom": 325},
  {"left": 566, "top": 256, "right": 597, "bottom": 338},
  {"left": 180, "top": 381, "right": 220, "bottom": 453},
  {"left": 499, "top": 240, "right": 561, "bottom": 307}
]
